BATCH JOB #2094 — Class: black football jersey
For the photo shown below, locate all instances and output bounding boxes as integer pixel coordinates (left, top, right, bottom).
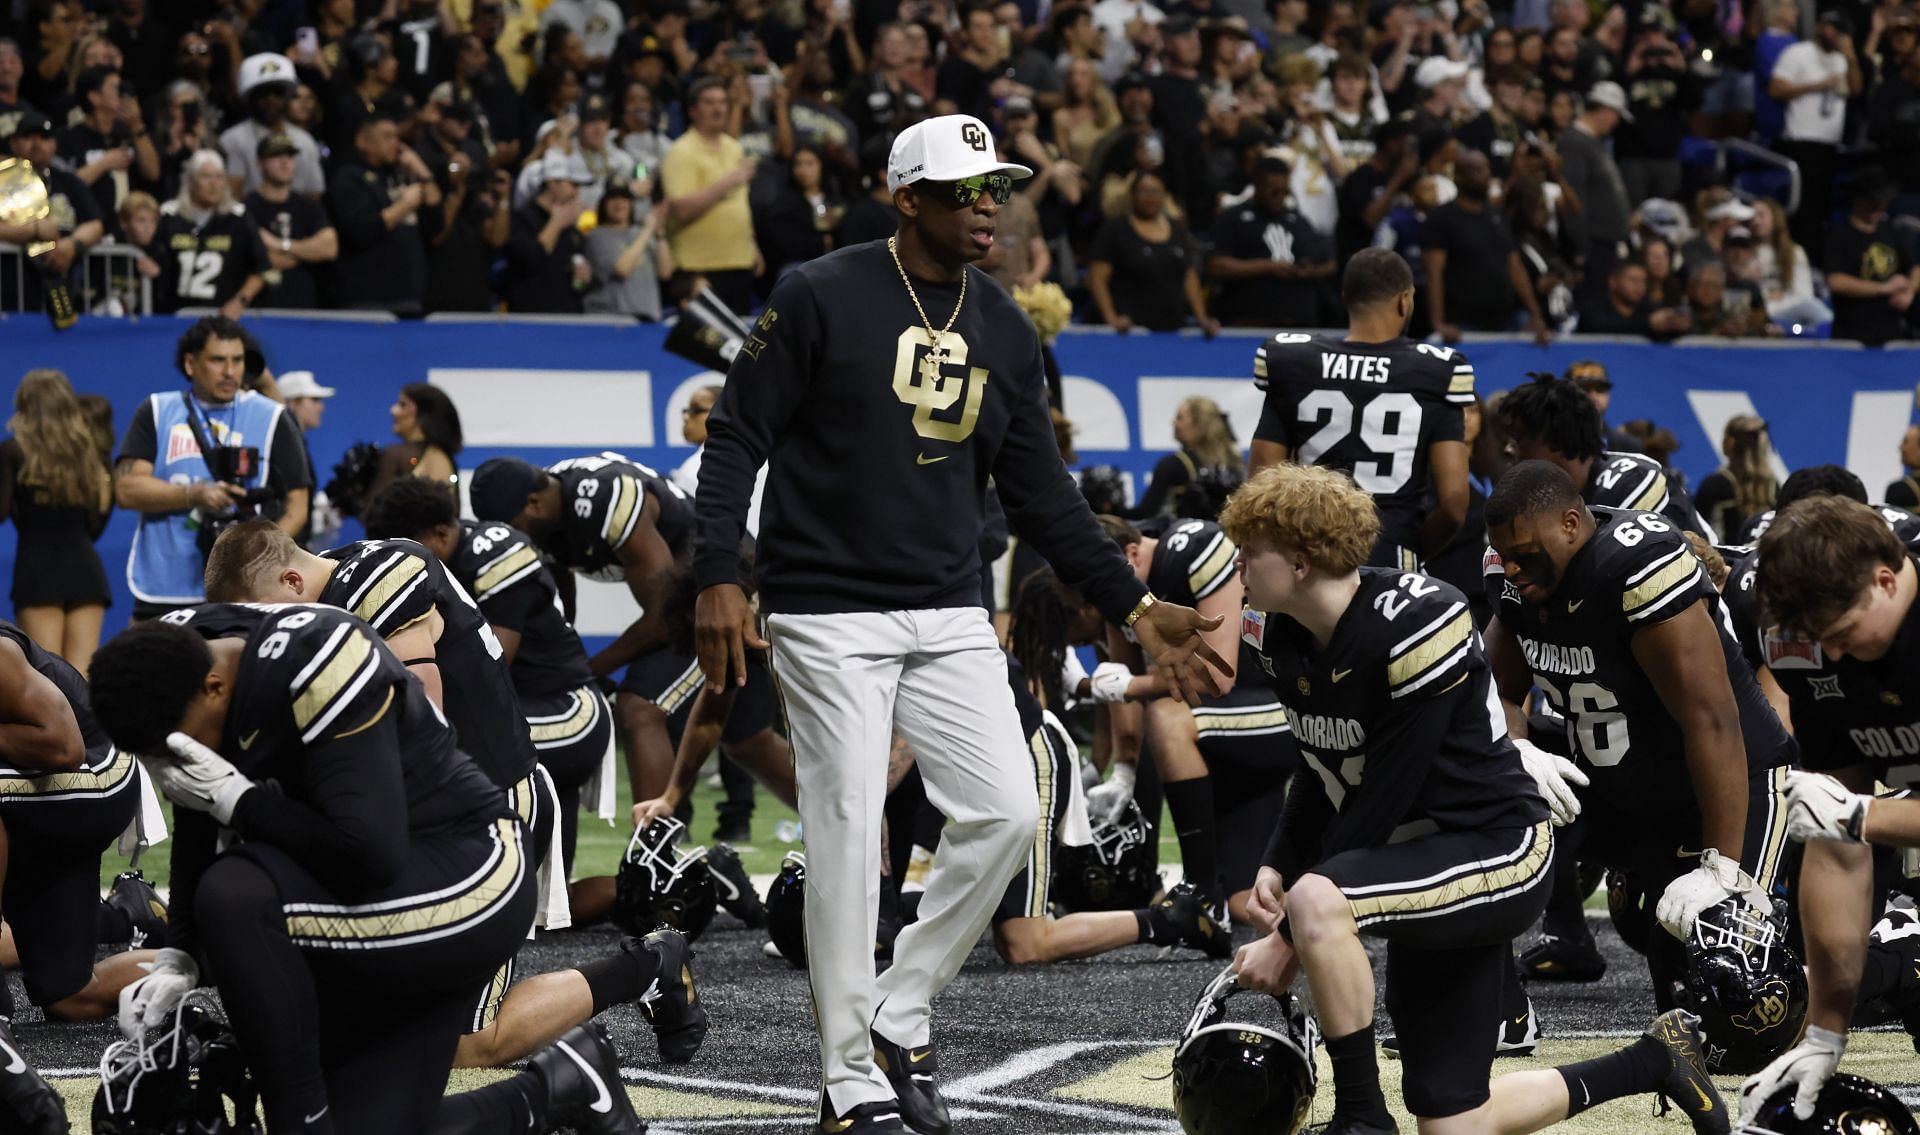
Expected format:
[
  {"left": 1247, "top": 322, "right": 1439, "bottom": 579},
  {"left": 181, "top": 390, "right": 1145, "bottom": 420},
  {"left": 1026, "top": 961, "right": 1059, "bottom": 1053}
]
[
  {"left": 160, "top": 604, "right": 505, "bottom": 835},
  {"left": 320, "top": 539, "right": 535, "bottom": 789},
  {"left": 1738, "top": 502, "right": 1916, "bottom": 545},
  {"left": 154, "top": 204, "right": 268, "bottom": 313},
  {"left": 544, "top": 453, "right": 693, "bottom": 582},
  {"left": 1485, "top": 508, "right": 1794, "bottom": 816},
  {"left": 1583, "top": 452, "right": 1710, "bottom": 538},
  {"left": 1240, "top": 567, "right": 1544, "bottom": 851},
  {"left": 1723, "top": 507, "right": 1920, "bottom": 675},
  {"left": 1137, "top": 517, "right": 1239, "bottom": 608},
  {"left": 1252, "top": 334, "right": 1472, "bottom": 553},
  {"left": 447, "top": 520, "right": 595, "bottom": 702},
  {"left": 0, "top": 620, "right": 116, "bottom": 777}
]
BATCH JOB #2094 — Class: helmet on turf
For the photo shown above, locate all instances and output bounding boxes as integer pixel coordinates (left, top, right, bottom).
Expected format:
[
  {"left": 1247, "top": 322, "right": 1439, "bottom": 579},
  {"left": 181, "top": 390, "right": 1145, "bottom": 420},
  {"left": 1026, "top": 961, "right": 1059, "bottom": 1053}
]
[
  {"left": 612, "top": 817, "right": 717, "bottom": 941},
  {"left": 765, "top": 851, "right": 807, "bottom": 966},
  {"left": 1737, "top": 1072, "right": 1920, "bottom": 1135},
  {"left": 1051, "top": 799, "right": 1160, "bottom": 912},
  {"left": 1607, "top": 869, "right": 1653, "bottom": 957},
  {"left": 1171, "top": 965, "right": 1317, "bottom": 1135},
  {"left": 1678, "top": 898, "right": 1808, "bottom": 1075},
  {"left": 92, "top": 990, "right": 260, "bottom": 1134}
]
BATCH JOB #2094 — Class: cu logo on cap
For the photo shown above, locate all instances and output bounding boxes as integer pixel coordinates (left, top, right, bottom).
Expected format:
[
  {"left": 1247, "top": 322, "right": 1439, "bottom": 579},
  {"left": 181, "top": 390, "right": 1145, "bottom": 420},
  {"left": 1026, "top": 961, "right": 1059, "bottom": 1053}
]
[{"left": 960, "top": 123, "right": 988, "bottom": 152}]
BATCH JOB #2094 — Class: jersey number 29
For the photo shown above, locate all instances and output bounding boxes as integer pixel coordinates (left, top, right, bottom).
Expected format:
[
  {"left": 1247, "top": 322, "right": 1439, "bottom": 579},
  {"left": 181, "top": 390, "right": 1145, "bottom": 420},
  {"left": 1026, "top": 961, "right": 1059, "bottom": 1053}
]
[{"left": 1295, "top": 390, "right": 1424, "bottom": 493}]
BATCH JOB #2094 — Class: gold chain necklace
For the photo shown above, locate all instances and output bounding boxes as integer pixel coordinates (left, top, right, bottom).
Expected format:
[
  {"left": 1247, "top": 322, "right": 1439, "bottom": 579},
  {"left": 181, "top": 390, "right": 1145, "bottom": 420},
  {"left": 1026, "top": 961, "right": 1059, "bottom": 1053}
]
[{"left": 888, "top": 235, "right": 967, "bottom": 383}]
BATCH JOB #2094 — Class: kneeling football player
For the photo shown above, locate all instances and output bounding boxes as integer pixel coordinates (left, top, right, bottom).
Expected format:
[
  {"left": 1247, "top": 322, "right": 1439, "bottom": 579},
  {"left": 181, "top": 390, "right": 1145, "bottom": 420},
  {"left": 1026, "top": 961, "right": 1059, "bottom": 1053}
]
[
  {"left": 88, "top": 607, "right": 670, "bottom": 1135},
  {"left": 1223, "top": 465, "right": 1729, "bottom": 1135}
]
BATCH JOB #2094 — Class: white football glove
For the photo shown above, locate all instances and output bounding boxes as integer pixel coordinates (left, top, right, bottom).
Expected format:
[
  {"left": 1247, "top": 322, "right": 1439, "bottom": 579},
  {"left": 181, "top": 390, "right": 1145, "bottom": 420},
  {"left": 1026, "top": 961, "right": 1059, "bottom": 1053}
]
[
  {"left": 1088, "top": 662, "right": 1134, "bottom": 704},
  {"left": 117, "top": 947, "right": 200, "bottom": 1036},
  {"left": 1783, "top": 770, "right": 1870, "bottom": 844},
  {"left": 141, "top": 732, "right": 255, "bottom": 825},
  {"left": 1655, "top": 848, "right": 1770, "bottom": 939},
  {"left": 1086, "top": 761, "right": 1137, "bottom": 825},
  {"left": 1515, "top": 738, "right": 1588, "bottom": 827},
  {"left": 1738, "top": 1024, "right": 1845, "bottom": 1123}
]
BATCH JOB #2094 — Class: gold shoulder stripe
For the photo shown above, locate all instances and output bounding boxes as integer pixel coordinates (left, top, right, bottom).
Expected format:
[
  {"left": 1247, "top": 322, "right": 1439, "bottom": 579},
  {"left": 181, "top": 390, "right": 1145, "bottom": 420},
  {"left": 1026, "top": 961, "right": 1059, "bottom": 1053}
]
[
  {"left": 1627, "top": 469, "right": 1669, "bottom": 512},
  {"left": 1252, "top": 353, "right": 1268, "bottom": 380},
  {"left": 1188, "top": 533, "right": 1238, "bottom": 601},
  {"left": 330, "top": 685, "right": 395, "bottom": 740},
  {"left": 1623, "top": 551, "right": 1701, "bottom": 621},
  {"left": 602, "top": 475, "right": 642, "bottom": 548},
  {"left": 1447, "top": 371, "right": 1475, "bottom": 395},
  {"left": 294, "top": 628, "right": 376, "bottom": 735},
  {"left": 349, "top": 554, "right": 427, "bottom": 629},
  {"left": 475, "top": 545, "right": 541, "bottom": 597},
  {"left": 1387, "top": 607, "right": 1472, "bottom": 695}
]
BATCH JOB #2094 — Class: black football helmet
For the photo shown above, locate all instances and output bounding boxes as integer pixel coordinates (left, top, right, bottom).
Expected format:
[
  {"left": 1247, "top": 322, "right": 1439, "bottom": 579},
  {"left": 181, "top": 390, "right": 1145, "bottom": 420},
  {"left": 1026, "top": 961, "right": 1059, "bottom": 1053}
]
[
  {"left": 1078, "top": 464, "right": 1129, "bottom": 516},
  {"left": 93, "top": 991, "right": 261, "bottom": 1134},
  {"left": 1171, "top": 465, "right": 1244, "bottom": 521},
  {"left": 765, "top": 851, "right": 807, "bottom": 966},
  {"left": 1738, "top": 1072, "right": 1920, "bottom": 1135},
  {"left": 1678, "top": 898, "right": 1808, "bottom": 1076},
  {"left": 612, "top": 817, "right": 718, "bottom": 942},
  {"left": 1051, "top": 799, "right": 1161, "bottom": 913},
  {"left": 1607, "top": 869, "right": 1653, "bottom": 957},
  {"left": 1172, "top": 965, "right": 1317, "bottom": 1135}
]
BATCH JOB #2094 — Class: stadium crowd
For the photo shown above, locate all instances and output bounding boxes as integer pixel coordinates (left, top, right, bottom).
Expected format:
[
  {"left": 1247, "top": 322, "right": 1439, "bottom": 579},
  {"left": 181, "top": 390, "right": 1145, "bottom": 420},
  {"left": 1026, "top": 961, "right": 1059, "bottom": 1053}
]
[{"left": 2, "top": 0, "right": 1920, "bottom": 341}]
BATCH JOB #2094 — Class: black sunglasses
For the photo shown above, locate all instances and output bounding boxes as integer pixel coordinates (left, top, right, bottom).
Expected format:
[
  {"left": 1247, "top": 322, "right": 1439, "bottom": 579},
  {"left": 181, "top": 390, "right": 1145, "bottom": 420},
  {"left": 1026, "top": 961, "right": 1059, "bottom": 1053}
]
[{"left": 925, "top": 173, "right": 1015, "bottom": 207}]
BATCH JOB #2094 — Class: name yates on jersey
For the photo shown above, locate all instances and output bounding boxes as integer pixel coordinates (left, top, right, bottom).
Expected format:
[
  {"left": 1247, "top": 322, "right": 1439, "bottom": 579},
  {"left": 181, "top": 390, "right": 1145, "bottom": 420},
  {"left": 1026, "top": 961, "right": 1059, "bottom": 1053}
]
[{"left": 1321, "top": 353, "right": 1394, "bottom": 384}]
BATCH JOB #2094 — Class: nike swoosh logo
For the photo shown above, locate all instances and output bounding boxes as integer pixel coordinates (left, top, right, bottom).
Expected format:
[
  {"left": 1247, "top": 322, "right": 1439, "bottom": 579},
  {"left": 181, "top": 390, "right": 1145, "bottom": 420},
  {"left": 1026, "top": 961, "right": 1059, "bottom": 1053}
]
[
  {"left": 1514, "top": 1015, "right": 1527, "bottom": 1025},
  {"left": 910, "top": 1050, "right": 932, "bottom": 1064},
  {"left": 1568, "top": 599, "right": 1585, "bottom": 613},
  {"left": 239, "top": 730, "right": 260, "bottom": 750},
  {"left": 1689, "top": 1079, "right": 1715, "bottom": 1111},
  {"left": 1580, "top": 1080, "right": 1591, "bottom": 1108},
  {"left": 1332, "top": 668, "right": 1352, "bottom": 682},
  {"left": 822, "top": 1119, "right": 855, "bottom": 1132},
  {"left": 0, "top": 1039, "right": 23, "bottom": 1075},
  {"left": 305, "top": 1108, "right": 329, "bottom": 1124},
  {"left": 708, "top": 865, "right": 740, "bottom": 901},
  {"left": 915, "top": 454, "right": 949, "bottom": 465},
  {"left": 556, "top": 1039, "right": 613, "bottom": 1113}
]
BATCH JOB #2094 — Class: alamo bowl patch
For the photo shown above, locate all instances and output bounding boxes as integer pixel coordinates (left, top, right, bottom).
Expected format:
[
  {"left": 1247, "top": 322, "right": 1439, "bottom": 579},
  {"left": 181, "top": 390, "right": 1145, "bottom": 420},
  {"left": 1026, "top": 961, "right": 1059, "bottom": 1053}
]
[
  {"left": 1481, "top": 546, "right": 1504, "bottom": 576},
  {"left": 1241, "top": 609, "right": 1265, "bottom": 650},
  {"left": 1762, "top": 627, "right": 1823, "bottom": 670}
]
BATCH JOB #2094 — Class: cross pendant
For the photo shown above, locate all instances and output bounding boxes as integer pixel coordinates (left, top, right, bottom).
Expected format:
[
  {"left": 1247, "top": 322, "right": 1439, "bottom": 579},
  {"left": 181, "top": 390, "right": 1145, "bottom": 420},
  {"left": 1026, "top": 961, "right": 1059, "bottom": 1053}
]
[{"left": 920, "top": 347, "right": 948, "bottom": 383}]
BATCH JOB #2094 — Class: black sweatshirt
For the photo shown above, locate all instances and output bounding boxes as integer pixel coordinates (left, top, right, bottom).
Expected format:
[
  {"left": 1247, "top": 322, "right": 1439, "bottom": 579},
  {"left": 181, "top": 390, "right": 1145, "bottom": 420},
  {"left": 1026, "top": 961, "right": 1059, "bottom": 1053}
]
[{"left": 694, "top": 241, "right": 1147, "bottom": 625}]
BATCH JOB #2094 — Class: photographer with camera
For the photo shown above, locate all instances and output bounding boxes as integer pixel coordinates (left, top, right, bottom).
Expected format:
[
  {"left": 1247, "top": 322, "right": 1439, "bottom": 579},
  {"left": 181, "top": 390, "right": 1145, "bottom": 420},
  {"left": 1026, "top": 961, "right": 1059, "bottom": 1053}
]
[{"left": 111, "top": 316, "right": 312, "bottom": 618}]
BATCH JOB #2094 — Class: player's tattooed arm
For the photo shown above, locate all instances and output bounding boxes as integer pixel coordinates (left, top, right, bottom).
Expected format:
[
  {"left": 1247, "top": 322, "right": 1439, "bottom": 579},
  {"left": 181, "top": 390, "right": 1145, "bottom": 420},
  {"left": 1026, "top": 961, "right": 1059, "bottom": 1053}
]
[
  {"left": 1634, "top": 601, "right": 1750, "bottom": 859},
  {"left": 0, "top": 637, "right": 84, "bottom": 771}
]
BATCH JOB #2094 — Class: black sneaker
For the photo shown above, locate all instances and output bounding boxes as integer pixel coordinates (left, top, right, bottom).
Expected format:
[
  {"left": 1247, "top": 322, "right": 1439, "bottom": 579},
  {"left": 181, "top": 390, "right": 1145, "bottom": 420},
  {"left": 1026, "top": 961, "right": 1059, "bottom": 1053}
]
[
  {"left": 0, "top": 1017, "right": 64, "bottom": 1135},
  {"left": 633, "top": 927, "right": 708, "bottom": 1064},
  {"left": 819, "top": 1099, "right": 906, "bottom": 1133},
  {"left": 713, "top": 819, "right": 753, "bottom": 844},
  {"left": 1518, "top": 933, "right": 1607, "bottom": 982},
  {"left": 104, "top": 870, "right": 168, "bottom": 948},
  {"left": 1644, "top": 1009, "right": 1730, "bottom": 1135},
  {"left": 1153, "top": 882, "right": 1231, "bottom": 959},
  {"left": 706, "top": 843, "right": 768, "bottom": 928},
  {"left": 871, "top": 1030, "right": 951, "bottom": 1135},
  {"left": 528, "top": 1023, "right": 646, "bottom": 1135}
]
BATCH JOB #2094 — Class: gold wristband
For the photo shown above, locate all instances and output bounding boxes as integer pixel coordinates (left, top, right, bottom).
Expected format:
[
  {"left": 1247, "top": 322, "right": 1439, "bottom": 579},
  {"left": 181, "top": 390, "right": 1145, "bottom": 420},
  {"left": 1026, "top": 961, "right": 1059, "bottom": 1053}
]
[{"left": 1124, "top": 592, "right": 1158, "bottom": 628}]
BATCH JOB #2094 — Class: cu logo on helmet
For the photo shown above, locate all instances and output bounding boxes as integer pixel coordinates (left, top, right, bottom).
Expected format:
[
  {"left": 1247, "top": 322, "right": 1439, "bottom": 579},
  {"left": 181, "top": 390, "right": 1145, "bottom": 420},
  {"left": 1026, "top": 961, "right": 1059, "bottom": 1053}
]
[
  {"left": 960, "top": 122, "right": 988, "bottom": 152},
  {"left": 1731, "top": 982, "right": 1790, "bottom": 1034}
]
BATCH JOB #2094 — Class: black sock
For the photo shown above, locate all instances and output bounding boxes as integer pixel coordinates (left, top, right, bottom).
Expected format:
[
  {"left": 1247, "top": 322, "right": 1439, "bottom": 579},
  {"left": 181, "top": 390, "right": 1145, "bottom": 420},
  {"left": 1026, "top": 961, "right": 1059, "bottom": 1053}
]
[
  {"left": 96, "top": 900, "right": 132, "bottom": 944},
  {"left": 579, "top": 946, "right": 665, "bottom": 1016},
  {"left": 1137, "top": 906, "right": 1179, "bottom": 945},
  {"left": 1539, "top": 855, "right": 1594, "bottom": 943},
  {"left": 1559, "top": 1034, "right": 1668, "bottom": 1117},
  {"left": 879, "top": 870, "right": 902, "bottom": 924},
  {"left": 1162, "top": 778, "right": 1220, "bottom": 901},
  {"left": 1325, "top": 1026, "right": 1393, "bottom": 1128},
  {"left": 432, "top": 1072, "right": 544, "bottom": 1134}
]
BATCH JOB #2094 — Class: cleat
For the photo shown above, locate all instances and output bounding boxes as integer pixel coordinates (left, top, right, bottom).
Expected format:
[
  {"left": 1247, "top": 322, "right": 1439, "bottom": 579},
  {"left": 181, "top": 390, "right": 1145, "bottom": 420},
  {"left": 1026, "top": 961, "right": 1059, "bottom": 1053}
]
[
  {"left": 713, "top": 820, "right": 752, "bottom": 844},
  {"left": 1646, "top": 1009, "right": 1730, "bottom": 1135},
  {"left": 529, "top": 1023, "right": 646, "bottom": 1135},
  {"left": 1498, "top": 996, "right": 1541, "bottom": 1057},
  {"left": 871, "top": 1030, "right": 950, "bottom": 1135},
  {"left": 818, "top": 1098, "right": 906, "bottom": 1133},
  {"left": 0, "top": 1016, "right": 65, "bottom": 1134},
  {"left": 1519, "top": 933, "right": 1607, "bottom": 982},
  {"left": 706, "top": 843, "right": 767, "bottom": 928},
  {"left": 1306, "top": 1118, "right": 1398, "bottom": 1134},
  {"left": 1155, "top": 882, "right": 1232, "bottom": 960},
  {"left": 104, "top": 871, "right": 167, "bottom": 949},
  {"left": 632, "top": 928, "right": 708, "bottom": 1064}
]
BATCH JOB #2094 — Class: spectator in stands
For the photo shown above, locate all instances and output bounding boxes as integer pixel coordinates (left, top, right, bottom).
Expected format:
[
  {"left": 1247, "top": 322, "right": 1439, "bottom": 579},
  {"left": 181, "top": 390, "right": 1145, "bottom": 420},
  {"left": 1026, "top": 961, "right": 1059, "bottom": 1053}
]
[
  {"left": 1409, "top": 55, "right": 1471, "bottom": 135},
  {"left": 1566, "top": 362, "right": 1642, "bottom": 453},
  {"left": 153, "top": 150, "right": 267, "bottom": 319},
  {"left": 1867, "top": 37, "right": 1920, "bottom": 219},
  {"left": 1827, "top": 169, "right": 1919, "bottom": 346},
  {"left": 113, "top": 317, "right": 311, "bottom": 617},
  {"left": 1694, "top": 414, "right": 1778, "bottom": 537},
  {"left": 1458, "top": 64, "right": 1527, "bottom": 177},
  {"left": 1641, "top": 234, "right": 1682, "bottom": 306},
  {"left": 1749, "top": 197, "right": 1830, "bottom": 325},
  {"left": 543, "top": 0, "right": 624, "bottom": 74},
  {"left": 1326, "top": 52, "right": 1383, "bottom": 158},
  {"left": 1511, "top": 175, "right": 1577, "bottom": 330},
  {"left": 105, "top": 1, "right": 169, "bottom": 122},
  {"left": 1577, "top": 257, "right": 1690, "bottom": 338},
  {"left": 105, "top": 191, "right": 162, "bottom": 314},
  {"left": 1087, "top": 170, "right": 1215, "bottom": 334},
  {"left": 1, "top": 110, "right": 101, "bottom": 317},
  {"left": 371, "top": 383, "right": 462, "bottom": 498},
  {"left": 421, "top": 90, "right": 507, "bottom": 314},
  {"left": 1541, "top": 25, "right": 1600, "bottom": 102},
  {"left": 1054, "top": 58, "right": 1120, "bottom": 173},
  {"left": 1336, "top": 116, "right": 1416, "bottom": 266},
  {"left": 757, "top": 145, "right": 840, "bottom": 280},
  {"left": 585, "top": 174, "right": 669, "bottom": 320},
  {"left": 243, "top": 136, "right": 336, "bottom": 313},
  {"left": 1003, "top": 96, "right": 1083, "bottom": 219},
  {"left": 0, "top": 39, "right": 30, "bottom": 141},
  {"left": 615, "top": 77, "right": 672, "bottom": 178},
  {"left": 506, "top": 148, "right": 593, "bottom": 313},
  {"left": 1150, "top": 16, "right": 1206, "bottom": 142},
  {"left": 330, "top": 34, "right": 418, "bottom": 156},
  {"left": 1207, "top": 156, "right": 1332, "bottom": 327},
  {"left": 0, "top": 368, "right": 112, "bottom": 670},
  {"left": 56, "top": 65, "right": 157, "bottom": 229},
  {"left": 935, "top": 3, "right": 1006, "bottom": 120},
  {"left": 459, "top": 22, "right": 526, "bottom": 169},
  {"left": 22, "top": 1, "right": 78, "bottom": 110},
  {"left": 1423, "top": 150, "right": 1549, "bottom": 342},
  {"left": 980, "top": 133, "right": 1050, "bottom": 294},
  {"left": 1684, "top": 259, "right": 1773, "bottom": 338},
  {"left": 1681, "top": 189, "right": 1749, "bottom": 267},
  {"left": 1772, "top": 12, "right": 1859, "bottom": 257},
  {"left": 1614, "top": 26, "right": 1697, "bottom": 205},
  {"left": 1753, "top": 0, "right": 1802, "bottom": 144},
  {"left": 330, "top": 112, "right": 441, "bottom": 315},
  {"left": 152, "top": 81, "right": 212, "bottom": 201},
  {"left": 1558, "top": 81, "right": 1633, "bottom": 266},
  {"left": 1885, "top": 425, "right": 1920, "bottom": 509},
  {"left": 222, "top": 54, "right": 325, "bottom": 199},
  {"left": 662, "top": 76, "right": 761, "bottom": 314},
  {"left": 849, "top": 23, "right": 931, "bottom": 145}
]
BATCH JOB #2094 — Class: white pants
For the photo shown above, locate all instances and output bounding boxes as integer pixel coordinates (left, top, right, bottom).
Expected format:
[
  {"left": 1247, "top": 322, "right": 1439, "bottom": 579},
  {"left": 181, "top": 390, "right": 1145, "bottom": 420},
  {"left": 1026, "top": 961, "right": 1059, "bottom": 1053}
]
[{"left": 766, "top": 608, "right": 1039, "bottom": 1114}]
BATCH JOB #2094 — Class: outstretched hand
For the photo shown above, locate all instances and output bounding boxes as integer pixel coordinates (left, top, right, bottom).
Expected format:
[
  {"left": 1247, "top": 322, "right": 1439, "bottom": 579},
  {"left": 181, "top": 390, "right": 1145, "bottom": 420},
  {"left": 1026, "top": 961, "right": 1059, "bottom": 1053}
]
[{"left": 1130, "top": 601, "right": 1234, "bottom": 704}]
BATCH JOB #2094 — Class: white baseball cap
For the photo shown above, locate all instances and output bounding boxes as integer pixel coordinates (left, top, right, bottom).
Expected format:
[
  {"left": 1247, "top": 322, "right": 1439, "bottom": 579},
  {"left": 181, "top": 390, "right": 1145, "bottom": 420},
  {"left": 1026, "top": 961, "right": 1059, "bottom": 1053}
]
[
  {"left": 886, "top": 114, "right": 1033, "bottom": 193},
  {"left": 1413, "top": 56, "right": 1470, "bottom": 89},
  {"left": 1586, "top": 80, "right": 1635, "bottom": 122},
  {"left": 238, "top": 53, "right": 297, "bottom": 98},
  {"left": 278, "top": 371, "right": 336, "bottom": 399}
]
